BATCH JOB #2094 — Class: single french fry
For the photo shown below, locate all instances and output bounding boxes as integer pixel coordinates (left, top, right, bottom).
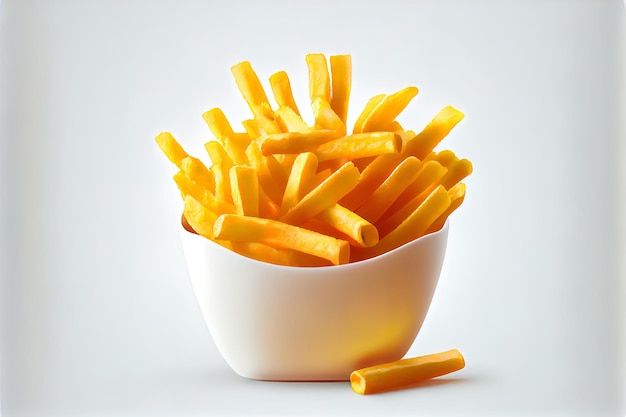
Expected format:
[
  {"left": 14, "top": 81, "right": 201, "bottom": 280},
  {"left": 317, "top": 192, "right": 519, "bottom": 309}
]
[
  {"left": 397, "top": 129, "right": 416, "bottom": 144},
  {"left": 356, "top": 156, "right": 422, "bottom": 223},
  {"left": 275, "top": 106, "right": 309, "bottom": 132},
  {"left": 231, "top": 61, "right": 272, "bottom": 118},
  {"left": 223, "top": 134, "right": 250, "bottom": 166},
  {"left": 202, "top": 108, "right": 235, "bottom": 141},
  {"left": 281, "top": 162, "right": 360, "bottom": 225},
  {"left": 350, "top": 349, "right": 465, "bottom": 395},
  {"left": 242, "top": 119, "right": 262, "bottom": 139},
  {"left": 402, "top": 106, "right": 464, "bottom": 159},
  {"left": 245, "top": 141, "right": 285, "bottom": 204},
  {"left": 155, "top": 132, "right": 188, "bottom": 167},
  {"left": 440, "top": 158, "right": 473, "bottom": 189},
  {"left": 254, "top": 109, "right": 282, "bottom": 135},
  {"left": 361, "top": 86, "right": 419, "bottom": 133},
  {"left": 353, "top": 94, "right": 385, "bottom": 134},
  {"left": 211, "top": 162, "right": 232, "bottom": 203},
  {"left": 229, "top": 166, "right": 259, "bottom": 217},
  {"left": 281, "top": 152, "right": 319, "bottom": 213},
  {"left": 434, "top": 150, "right": 457, "bottom": 167},
  {"left": 230, "top": 241, "right": 295, "bottom": 266},
  {"left": 180, "top": 156, "right": 215, "bottom": 193},
  {"left": 183, "top": 195, "right": 219, "bottom": 239},
  {"left": 306, "top": 53, "right": 331, "bottom": 103},
  {"left": 314, "top": 132, "right": 401, "bottom": 162},
  {"left": 288, "top": 248, "right": 332, "bottom": 267},
  {"left": 317, "top": 204, "right": 379, "bottom": 248},
  {"left": 312, "top": 98, "right": 346, "bottom": 136},
  {"left": 426, "top": 183, "right": 466, "bottom": 233},
  {"left": 340, "top": 153, "right": 403, "bottom": 210},
  {"left": 353, "top": 185, "right": 450, "bottom": 260},
  {"left": 330, "top": 54, "right": 352, "bottom": 124},
  {"left": 261, "top": 130, "right": 339, "bottom": 155},
  {"left": 269, "top": 71, "right": 301, "bottom": 116},
  {"left": 204, "top": 141, "right": 233, "bottom": 168},
  {"left": 213, "top": 214, "right": 350, "bottom": 265},
  {"left": 174, "top": 172, "right": 234, "bottom": 215}
]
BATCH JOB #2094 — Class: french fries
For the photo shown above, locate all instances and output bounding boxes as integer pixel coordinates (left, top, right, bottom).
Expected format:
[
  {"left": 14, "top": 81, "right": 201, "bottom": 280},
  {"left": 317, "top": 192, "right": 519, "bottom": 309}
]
[{"left": 156, "top": 53, "right": 471, "bottom": 266}]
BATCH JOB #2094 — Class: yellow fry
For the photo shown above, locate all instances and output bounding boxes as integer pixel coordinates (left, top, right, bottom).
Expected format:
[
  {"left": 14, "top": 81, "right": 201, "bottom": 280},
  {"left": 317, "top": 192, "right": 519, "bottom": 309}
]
[
  {"left": 426, "top": 183, "right": 466, "bottom": 233},
  {"left": 434, "top": 150, "right": 457, "bottom": 167},
  {"left": 275, "top": 106, "right": 309, "bottom": 132},
  {"left": 214, "top": 214, "right": 350, "bottom": 265},
  {"left": 269, "top": 71, "right": 301, "bottom": 116},
  {"left": 183, "top": 195, "right": 219, "bottom": 240},
  {"left": 351, "top": 349, "right": 465, "bottom": 395},
  {"left": 231, "top": 61, "right": 272, "bottom": 118},
  {"left": 397, "top": 129, "right": 416, "bottom": 145},
  {"left": 258, "top": 187, "right": 280, "bottom": 219},
  {"left": 261, "top": 130, "right": 339, "bottom": 155},
  {"left": 353, "top": 94, "right": 385, "bottom": 134},
  {"left": 281, "top": 162, "right": 360, "bottom": 225},
  {"left": 440, "top": 158, "right": 473, "bottom": 189},
  {"left": 305, "top": 53, "right": 331, "bottom": 103},
  {"left": 202, "top": 108, "right": 235, "bottom": 141},
  {"left": 210, "top": 162, "right": 232, "bottom": 203},
  {"left": 330, "top": 54, "right": 352, "bottom": 124},
  {"left": 174, "top": 172, "right": 234, "bottom": 215},
  {"left": 312, "top": 98, "right": 346, "bottom": 136},
  {"left": 180, "top": 156, "right": 215, "bottom": 193},
  {"left": 314, "top": 132, "right": 401, "bottom": 163},
  {"left": 229, "top": 242, "right": 296, "bottom": 266},
  {"left": 281, "top": 152, "right": 319, "bottom": 214},
  {"left": 254, "top": 109, "right": 282, "bottom": 135},
  {"left": 402, "top": 106, "right": 464, "bottom": 159},
  {"left": 361, "top": 86, "right": 419, "bottom": 133},
  {"left": 155, "top": 132, "right": 188, "bottom": 167},
  {"left": 356, "top": 156, "right": 422, "bottom": 223},
  {"left": 340, "top": 153, "right": 403, "bottom": 210},
  {"left": 229, "top": 166, "right": 259, "bottom": 217},
  {"left": 353, "top": 186, "right": 450, "bottom": 260},
  {"left": 242, "top": 119, "right": 261, "bottom": 139},
  {"left": 245, "top": 141, "right": 286, "bottom": 204},
  {"left": 317, "top": 204, "right": 379, "bottom": 248}
]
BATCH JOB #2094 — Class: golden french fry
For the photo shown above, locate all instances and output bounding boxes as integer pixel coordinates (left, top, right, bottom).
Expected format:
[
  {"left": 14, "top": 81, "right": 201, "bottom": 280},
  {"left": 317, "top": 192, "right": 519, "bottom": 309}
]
[
  {"left": 180, "top": 156, "right": 215, "bottom": 193},
  {"left": 306, "top": 53, "right": 331, "bottom": 103},
  {"left": 269, "top": 71, "right": 301, "bottom": 116},
  {"left": 242, "top": 119, "right": 262, "bottom": 139},
  {"left": 402, "top": 106, "right": 464, "bottom": 159},
  {"left": 213, "top": 214, "right": 350, "bottom": 265},
  {"left": 223, "top": 135, "right": 250, "bottom": 166},
  {"left": 229, "top": 166, "right": 259, "bottom": 217},
  {"left": 330, "top": 54, "right": 352, "bottom": 124},
  {"left": 281, "top": 162, "right": 360, "bottom": 225},
  {"left": 361, "top": 86, "right": 419, "bottom": 133},
  {"left": 183, "top": 195, "right": 219, "bottom": 239},
  {"left": 314, "top": 132, "right": 401, "bottom": 162},
  {"left": 274, "top": 106, "right": 309, "bottom": 132},
  {"left": 353, "top": 94, "right": 385, "bottom": 134},
  {"left": 204, "top": 140, "right": 233, "bottom": 168},
  {"left": 202, "top": 108, "right": 235, "bottom": 141},
  {"left": 210, "top": 162, "right": 232, "bottom": 203},
  {"left": 426, "top": 183, "right": 466, "bottom": 233},
  {"left": 155, "top": 132, "right": 188, "bottom": 167},
  {"left": 340, "top": 153, "right": 403, "bottom": 210},
  {"left": 353, "top": 185, "right": 450, "bottom": 260},
  {"left": 433, "top": 150, "right": 457, "bottom": 167},
  {"left": 231, "top": 61, "right": 272, "bottom": 118},
  {"left": 174, "top": 171, "right": 234, "bottom": 215},
  {"left": 254, "top": 109, "right": 282, "bottom": 135},
  {"left": 261, "top": 130, "right": 339, "bottom": 155},
  {"left": 317, "top": 204, "right": 379, "bottom": 248},
  {"left": 356, "top": 156, "right": 422, "bottom": 223},
  {"left": 440, "top": 158, "right": 473, "bottom": 189},
  {"left": 281, "top": 152, "right": 319, "bottom": 213},
  {"left": 351, "top": 349, "right": 465, "bottom": 395},
  {"left": 229, "top": 241, "right": 296, "bottom": 266},
  {"left": 312, "top": 98, "right": 346, "bottom": 136},
  {"left": 245, "top": 141, "right": 286, "bottom": 204}
]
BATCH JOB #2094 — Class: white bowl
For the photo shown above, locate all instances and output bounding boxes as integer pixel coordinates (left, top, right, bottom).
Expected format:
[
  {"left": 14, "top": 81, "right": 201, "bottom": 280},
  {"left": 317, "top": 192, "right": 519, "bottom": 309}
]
[{"left": 179, "top": 221, "right": 449, "bottom": 381}]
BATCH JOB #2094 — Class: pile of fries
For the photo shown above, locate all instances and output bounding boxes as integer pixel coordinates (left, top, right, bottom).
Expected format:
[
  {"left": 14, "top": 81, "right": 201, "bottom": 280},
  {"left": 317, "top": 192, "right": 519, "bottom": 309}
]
[{"left": 156, "top": 53, "right": 472, "bottom": 266}]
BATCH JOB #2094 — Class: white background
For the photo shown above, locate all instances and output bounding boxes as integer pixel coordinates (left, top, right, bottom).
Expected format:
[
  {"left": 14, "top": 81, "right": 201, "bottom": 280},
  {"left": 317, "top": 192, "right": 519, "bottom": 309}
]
[{"left": 1, "top": 0, "right": 624, "bottom": 416}]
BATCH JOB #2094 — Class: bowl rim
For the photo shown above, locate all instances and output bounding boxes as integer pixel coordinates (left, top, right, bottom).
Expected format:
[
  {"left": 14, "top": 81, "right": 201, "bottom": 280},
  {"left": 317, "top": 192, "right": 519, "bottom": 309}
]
[{"left": 180, "top": 217, "right": 449, "bottom": 272}]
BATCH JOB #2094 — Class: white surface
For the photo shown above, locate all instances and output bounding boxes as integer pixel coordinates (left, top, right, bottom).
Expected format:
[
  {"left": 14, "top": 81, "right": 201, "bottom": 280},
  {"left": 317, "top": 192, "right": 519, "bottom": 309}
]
[
  {"left": 180, "top": 222, "right": 447, "bottom": 380},
  {"left": 0, "top": 0, "right": 624, "bottom": 416}
]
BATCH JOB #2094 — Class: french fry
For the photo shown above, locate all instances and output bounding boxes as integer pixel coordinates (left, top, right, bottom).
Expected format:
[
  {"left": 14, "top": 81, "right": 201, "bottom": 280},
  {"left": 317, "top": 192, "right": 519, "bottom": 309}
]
[
  {"left": 306, "top": 53, "right": 331, "bottom": 103},
  {"left": 245, "top": 141, "right": 286, "bottom": 204},
  {"left": 440, "top": 158, "right": 473, "bottom": 189},
  {"left": 317, "top": 204, "right": 379, "bottom": 248},
  {"left": 210, "top": 162, "right": 232, "bottom": 203},
  {"left": 223, "top": 135, "right": 250, "bottom": 166},
  {"left": 312, "top": 98, "right": 346, "bottom": 136},
  {"left": 314, "top": 132, "right": 401, "bottom": 162},
  {"left": 202, "top": 108, "right": 235, "bottom": 141},
  {"left": 356, "top": 156, "right": 422, "bottom": 223},
  {"left": 426, "top": 183, "right": 466, "bottom": 233},
  {"left": 281, "top": 152, "right": 319, "bottom": 214},
  {"left": 330, "top": 54, "right": 352, "bottom": 124},
  {"left": 183, "top": 195, "right": 220, "bottom": 240},
  {"left": 353, "top": 94, "right": 385, "bottom": 134},
  {"left": 423, "top": 149, "right": 457, "bottom": 167},
  {"left": 353, "top": 185, "right": 450, "bottom": 260},
  {"left": 254, "top": 108, "right": 282, "bottom": 135},
  {"left": 258, "top": 187, "right": 280, "bottom": 219},
  {"left": 281, "top": 162, "right": 360, "bottom": 225},
  {"left": 261, "top": 130, "right": 339, "bottom": 156},
  {"left": 180, "top": 156, "right": 215, "bottom": 193},
  {"left": 231, "top": 61, "right": 272, "bottom": 118},
  {"left": 361, "top": 86, "right": 419, "bottom": 133},
  {"left": 213, "top": 214, "right": 350, "bottom": 265},
  {"left": 275, "top": 106, "right": 309, "bottom": 132},
  {"left": 309, "top": 168, "right": 332, "bottom": 191},
  {"left": 229, "top": 242, "right": 294, "bottom": 266},
  {"left": 350, "top": 349, "right": 465, "bottom": 395},
  {"left": 155, "top": 132, "right": 188, "bottom": 167},
  {"left": 340, "top": 153, "right": 403, "bottom": 210},
  {"left": 269, "top": 71, "right": 301, "bottom": 116},
  {"left": 174, "top": 171, "right": 234, "bottom": 215},
  {"left": 204, "top": 141, "right": 234, "bottom": 168},
  {"left": 242, "top": 119, "right": 262, "bottom": 139},
  {"left": 402, "top": 106, "right": 464, "bottom": 159},
  {"left": 397, "top": 129, "right": 416, "bottom": 144},
  {"left": 229, "top": 166, "right": 259, "bottom": 217}
]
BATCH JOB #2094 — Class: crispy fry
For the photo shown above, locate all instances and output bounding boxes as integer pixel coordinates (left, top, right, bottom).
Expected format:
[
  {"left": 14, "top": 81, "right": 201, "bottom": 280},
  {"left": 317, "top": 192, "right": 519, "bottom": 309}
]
[
  {"left": 353, "top": 94, "right": 385, "bottom": 134},
  {"left": 340, "top": 153, "right": 403, "bottom": 210},
  {"left": 317, "top": 204, "right": 379, "bottom": 248},
  {"left": 440, "top": 158, "right": 473, "bottom": 189},
  {"left": 214, "top": 214, "right": 350, "bottom": 265},
  {"left": 312, "top": 98, "right": 346, "bottom": 136},
  {"left": 434, "top": 150, "right": 457, "bottom": 167},
  {"left": 314, "top": 132, "right": 401, "bottom": 162},
  {"left": 426, "top": 183, "right": 466, "bottom": 233},
  {"left": 205, "top": 140, "right": 233, "bottom": 167},
  {"left": 174, "top": 171, "right": 234, "bottom": 215},
  {"left": 229, "top": 166, "right": 259, "bottom": 217},
  {"left": 245, "top": 141, "right": 286, "bottom": 204},
  {"left": 261, "top": 130, "right": 339, "bottom": 155},
  {"left": 183, "top": 195, "right": 220, "bottom": 240},
  {"left": 361, "top": 86, "right": 419, "bottom": 133},
  {"left": 210, "top": 162, "right": 232, "bottom": 203},
  {"left": 269, "top": 71, "right": 301, "bottom": 116},
  {"left": 223, "top": 134, "right": 250, "bottom": 166},
  {"left": 155, "top": 132, "right": 188, "bottom": 167},
  {"left": 242, "top": 119, "right": 261, "bottom": 139},
  {"left": 281, "top": 152, "right": 319, "bottom": 213},
  {"left": 254, "top": 108, "right": 282, "bottom": 135},
  {"left": 231, "top": 61, "right": 272, "bottom": 118},
  {"left": 306, "top": 53, "right": 331, "bottom": 103},
  {"left": 202, "top": 108, "right": 235, "bottom": 141},
  {"left": 356, "top": 156, "right": 422, "bottom": 223},
  {"left": 180, "top": 156, "right": 215, "bottom": 193},
  {"left": 275, "top": 106, "right": 309, "bottom": 132},
  {"left": 402, "top": 106, "right": 464, "bottom": 159},
  {"left": 281, "top": 162, "right": 360, "bottom": 225},
  {"left": 350, "top": 349, "right": 465, "bottom": 395},
  {"left": 229, "top": 242, "right": 294, "bottom": 266},
  {"left": 330, "top": 54, "right": 352, "bottom": 124}
]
